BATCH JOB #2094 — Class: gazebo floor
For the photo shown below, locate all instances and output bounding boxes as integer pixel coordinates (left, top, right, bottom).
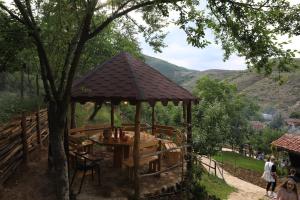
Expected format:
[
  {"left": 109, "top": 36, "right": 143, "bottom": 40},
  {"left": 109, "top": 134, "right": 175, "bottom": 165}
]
[{"left": 72, "top": 153, "right": 184, "bottom": 200}]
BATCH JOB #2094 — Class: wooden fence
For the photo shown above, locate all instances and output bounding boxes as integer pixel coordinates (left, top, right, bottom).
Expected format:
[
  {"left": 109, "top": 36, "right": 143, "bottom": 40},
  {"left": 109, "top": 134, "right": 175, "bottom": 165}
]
[{"left": 0, "top": 109, "right": 49, "bottom": 184}]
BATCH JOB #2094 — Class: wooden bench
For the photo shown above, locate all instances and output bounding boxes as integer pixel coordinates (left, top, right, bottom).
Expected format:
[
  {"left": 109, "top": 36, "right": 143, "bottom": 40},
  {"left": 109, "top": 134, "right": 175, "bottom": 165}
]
[
  {"left": 123, "top": 140, "right": 159, "bottom": 180},
  {"left": 163, "top": 140, "right": 182, "bottom": 166}
]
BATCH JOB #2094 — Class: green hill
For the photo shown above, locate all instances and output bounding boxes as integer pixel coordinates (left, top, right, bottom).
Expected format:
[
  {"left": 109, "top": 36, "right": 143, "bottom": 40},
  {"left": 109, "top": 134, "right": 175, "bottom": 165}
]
[
  {"left": 144, "top": 55, "right": 202, "bottom": 85},
  {"left": 144, "top": 55, "right": 300, "bottom": 116}
]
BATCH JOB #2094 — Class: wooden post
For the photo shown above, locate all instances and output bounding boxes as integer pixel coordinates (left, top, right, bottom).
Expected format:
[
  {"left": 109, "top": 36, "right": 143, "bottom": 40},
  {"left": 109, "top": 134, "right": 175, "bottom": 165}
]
[
  {"left": 111, "top": 103, "right": 115, "bottom": 130},
  {"left": 21, "top": 113, "right": 29, "bottom": 163},
  {"left": 70, "top": 102, "right": 76, "bottom": 129},
  {"left": 133, "top": 102, "right": 141, "bottom": 199},
  {"left": 157, "top": 140, "right": 162, "bottom": 176},
  {"left": 151, "top": 105, "right": 155, "bottom": 135},
  {"left": 187, "top": 101, "right": 192, "bottom": 176},
  {"left": 182, "top": 101, "right": 187, "bottom": 124}
]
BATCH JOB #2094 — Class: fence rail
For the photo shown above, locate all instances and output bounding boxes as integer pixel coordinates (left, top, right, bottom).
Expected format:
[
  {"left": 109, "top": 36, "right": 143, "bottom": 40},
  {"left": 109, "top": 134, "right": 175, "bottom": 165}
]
[{"left": 0, "top": 109, "right": 49, "bottom": 184}]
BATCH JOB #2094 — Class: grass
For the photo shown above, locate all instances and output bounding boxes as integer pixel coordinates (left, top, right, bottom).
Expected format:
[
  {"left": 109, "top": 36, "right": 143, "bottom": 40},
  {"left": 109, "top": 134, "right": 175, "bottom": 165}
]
[
  {"left": 199, "top": 172, "right": 236, "bottom": 200},
  {"left": 213, "top": 151, "right": 265, "bottom": 173}
]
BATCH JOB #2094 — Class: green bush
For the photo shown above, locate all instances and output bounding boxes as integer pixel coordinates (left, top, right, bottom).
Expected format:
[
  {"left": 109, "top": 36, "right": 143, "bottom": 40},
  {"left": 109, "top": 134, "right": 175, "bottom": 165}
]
[
  {"left": 0, "top": 92, "right": 43, "bottom": 124},
  {"left": 290, "top": 111, "right": 300, "bottom": 119}
]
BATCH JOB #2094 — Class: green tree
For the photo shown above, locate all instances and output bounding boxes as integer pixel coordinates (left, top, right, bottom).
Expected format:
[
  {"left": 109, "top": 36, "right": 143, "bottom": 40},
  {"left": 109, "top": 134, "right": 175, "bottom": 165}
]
[
  {"left": 269, "top": 113, "right": 284, "bottom": 130},
  {"left": 249, "top": 127, "right": 284, "bottom": 154},
  {"left": 193, "top": 102, "right": 230, "bottom": 155},
  {"left": 193, "top": 76, "right": 259, "bottom": 155},
  {"left": 1, "top": 1, "right": 299, "bottom": 199},
  {"left": 290, "top": 111, "right": 300, "bottom": 119}
]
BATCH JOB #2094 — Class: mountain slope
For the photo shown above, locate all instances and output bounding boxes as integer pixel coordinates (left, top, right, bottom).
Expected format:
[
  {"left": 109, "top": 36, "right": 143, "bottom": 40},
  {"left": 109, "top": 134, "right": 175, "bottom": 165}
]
[
  {"left": 144, "top": 55, "right": 300, "bottom": 116},
  {"left": 144, "top": 55, "right": 201, "bottom": 85}
]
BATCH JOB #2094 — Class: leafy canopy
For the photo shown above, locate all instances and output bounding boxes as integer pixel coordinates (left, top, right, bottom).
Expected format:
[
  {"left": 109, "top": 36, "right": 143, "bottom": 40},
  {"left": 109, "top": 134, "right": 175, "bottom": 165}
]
[{"left": 193, "top": 76, "right": 259, "bottom": 155}]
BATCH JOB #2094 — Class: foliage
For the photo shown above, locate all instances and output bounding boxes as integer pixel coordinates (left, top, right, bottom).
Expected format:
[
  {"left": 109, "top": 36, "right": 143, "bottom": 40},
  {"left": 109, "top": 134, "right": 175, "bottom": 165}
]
[
  {"left": 75, "top": 103, "right": 122, "bottom": 127},
  {"left": 213, "top": 151, "right": 265, "bottom": 173},
  {"left": 193, "top": 76, "right": 260, "bottom": 155},
  {"left": 0, "top": 92, "right": 43, "bottom": 124},
  {"left": 248, "top": 127, "right": 284, "bottom": 154},
  {"left": 289, "top": 111, "right": 300, "bottom": 119},
  {"left": 193, "top": 102, "right": 230, "bottom": 155},
  {"left": 187, "top": 165, "right": 221, "bottom": 200},
  {"left": 269, "top": 113, "right": 285, "bottom": 130},
  {"left": 119, "top": 102, "right": 183, "bottom": 127},
  {"left": 0, "top": 10, "right": 33, "bottom": 73}
]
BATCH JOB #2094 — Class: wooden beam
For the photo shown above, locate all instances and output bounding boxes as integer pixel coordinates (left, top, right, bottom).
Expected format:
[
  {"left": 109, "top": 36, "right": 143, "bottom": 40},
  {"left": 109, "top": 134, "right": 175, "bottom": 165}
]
[
  {"left": 111, "top": 103, "right": 115, "bottom": 130},
  {"left": 187, "top": 101, "right": 192, "bottom": 175},
  {"left": 151, "top": 105, "right": 155, "bottom": 135},
  {"left": 70, "top": 102, "right": 76, "bottom": 129},
  {"left": 133, "top": 102, "right": 141, "bottom": 199},
  {"left": 182, "top": 101, "right": 187, "bottom": 124}
]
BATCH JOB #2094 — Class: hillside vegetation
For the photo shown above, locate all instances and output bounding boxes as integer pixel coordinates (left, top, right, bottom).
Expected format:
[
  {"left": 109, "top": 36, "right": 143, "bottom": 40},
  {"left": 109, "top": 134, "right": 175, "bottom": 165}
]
[{"left": 145, "top": 55, "right": 300, "bottom": 116}]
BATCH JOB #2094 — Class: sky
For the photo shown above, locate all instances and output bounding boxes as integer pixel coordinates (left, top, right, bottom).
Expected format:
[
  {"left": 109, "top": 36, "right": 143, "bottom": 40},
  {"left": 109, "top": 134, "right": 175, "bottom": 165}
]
[
  {"left": 137, "top": 0, "right": 300, "bottom": 71},
  {"left": 139, "top": 28, "right": 300, "bottom": 71}
]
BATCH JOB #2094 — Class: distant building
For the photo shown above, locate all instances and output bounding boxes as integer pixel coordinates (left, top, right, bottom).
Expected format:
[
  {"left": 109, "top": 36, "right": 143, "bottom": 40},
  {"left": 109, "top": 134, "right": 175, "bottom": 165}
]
[
  {"left": 285, "top": 118, "right": 300, "bottom": 133},
  {"left": 272, "top": 133, "right": 300, "bottom": 177},
  {"left": 250, "top": 121, "right": 265, "bottom": 131}
]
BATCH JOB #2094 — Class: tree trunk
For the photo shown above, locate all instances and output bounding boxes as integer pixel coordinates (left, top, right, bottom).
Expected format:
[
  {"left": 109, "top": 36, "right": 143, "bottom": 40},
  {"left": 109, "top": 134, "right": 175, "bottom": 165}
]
[
  {"left": 88, "top": 103, "right": 101, "bottom": 121},
  {"left": 48, "top": 101, "right": 70, "bottom": 200}
]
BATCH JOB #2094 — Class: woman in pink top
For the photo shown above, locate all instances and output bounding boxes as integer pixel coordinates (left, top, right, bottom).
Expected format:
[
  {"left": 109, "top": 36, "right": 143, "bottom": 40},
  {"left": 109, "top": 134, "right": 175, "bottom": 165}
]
[{"left": 277, "top": 178, "right": 299, "bottom": 200}]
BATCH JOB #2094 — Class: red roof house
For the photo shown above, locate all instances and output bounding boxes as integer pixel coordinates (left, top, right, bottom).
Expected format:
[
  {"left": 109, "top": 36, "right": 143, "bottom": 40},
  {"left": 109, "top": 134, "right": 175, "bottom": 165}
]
[{"left": 272, "top": 133, "right": 300, "bottom": 176}]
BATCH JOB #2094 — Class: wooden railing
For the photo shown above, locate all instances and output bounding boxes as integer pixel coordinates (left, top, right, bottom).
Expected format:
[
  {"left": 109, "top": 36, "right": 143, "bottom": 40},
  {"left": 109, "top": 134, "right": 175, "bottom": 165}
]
[{"left": 0, "top": 109, "right": 49, "bottom": 184}]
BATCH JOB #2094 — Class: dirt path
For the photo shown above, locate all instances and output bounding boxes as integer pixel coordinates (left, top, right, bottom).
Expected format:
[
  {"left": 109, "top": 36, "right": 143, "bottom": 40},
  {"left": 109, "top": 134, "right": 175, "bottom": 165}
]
[{"left": 200, "top": 156, "right": 266, "bottom": 200}]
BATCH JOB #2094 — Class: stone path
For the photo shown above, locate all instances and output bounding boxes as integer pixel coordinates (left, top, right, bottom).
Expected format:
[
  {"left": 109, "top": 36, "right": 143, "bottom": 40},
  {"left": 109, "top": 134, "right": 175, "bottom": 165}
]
[{"left": 200, "top": 156, "right": 266, "bottom": 200}]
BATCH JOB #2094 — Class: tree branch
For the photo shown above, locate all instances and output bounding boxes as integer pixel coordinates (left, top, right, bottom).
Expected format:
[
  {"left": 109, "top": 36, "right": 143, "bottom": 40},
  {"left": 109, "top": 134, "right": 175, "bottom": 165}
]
[
  {"left": 61, "top": 0, "right": 97, "bottom": 106},
  {"left": 88, "top": 0, "right": 182, "bottom": 40},
  {"left": 13, "top": 0, "right": 59, "bottom": 100},
  {"left": 0, "top": 3, "right": 26, "bottom": 25}
]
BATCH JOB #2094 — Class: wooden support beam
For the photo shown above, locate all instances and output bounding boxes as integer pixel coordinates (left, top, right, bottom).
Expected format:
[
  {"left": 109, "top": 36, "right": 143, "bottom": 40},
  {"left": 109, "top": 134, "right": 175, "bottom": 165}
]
[
  {"left": 111, "top": 103, "right": 115, "bottom": 130},
  {"left": 70, "top": 102, "right": 76, "bottom": 129},
  {"left": 133, "top": 102, "right": 141, "bottom": 199},
  {"left": 182, "top": 101, "right": 187, "bottom": 124},
  {"left": 151, "top": 105, "right": 155, "bottom": 135},
  {"left": 187, "top": 101, "right": 192, "bottom": 175}
]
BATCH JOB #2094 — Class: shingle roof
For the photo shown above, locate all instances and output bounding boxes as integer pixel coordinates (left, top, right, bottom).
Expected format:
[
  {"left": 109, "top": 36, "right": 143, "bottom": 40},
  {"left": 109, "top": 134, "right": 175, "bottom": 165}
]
[
  {"left": 71, "top": 52, "right": 197, "bottom": 105},
  {"left": 272, "top": 133, "right": 300, "bottom": 153}
]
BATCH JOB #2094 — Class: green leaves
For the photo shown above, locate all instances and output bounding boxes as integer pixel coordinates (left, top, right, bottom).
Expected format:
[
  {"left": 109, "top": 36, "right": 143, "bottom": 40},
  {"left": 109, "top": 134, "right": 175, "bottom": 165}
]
[{"left": 193, "top": 76, "right": 260, "bottom": 155}]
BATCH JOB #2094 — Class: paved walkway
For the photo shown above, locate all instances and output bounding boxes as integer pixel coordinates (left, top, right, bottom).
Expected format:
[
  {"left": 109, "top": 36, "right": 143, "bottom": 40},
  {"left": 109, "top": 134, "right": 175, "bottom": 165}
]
[{"left": 200, "top": 156, "right": 266, "bottom": 200}]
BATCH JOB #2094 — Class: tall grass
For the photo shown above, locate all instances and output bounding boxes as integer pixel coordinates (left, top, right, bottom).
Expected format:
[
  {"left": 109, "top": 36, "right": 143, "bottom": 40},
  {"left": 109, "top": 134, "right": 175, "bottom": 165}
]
[{"left": 199, "top": 173, "right": 236, "bottom": 199}]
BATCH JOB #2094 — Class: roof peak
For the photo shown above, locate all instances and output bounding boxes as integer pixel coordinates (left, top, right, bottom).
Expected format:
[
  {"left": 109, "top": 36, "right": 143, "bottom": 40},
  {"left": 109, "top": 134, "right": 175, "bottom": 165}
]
[{"left": 71, "top": 52, "right": 197, "bottom": 104}]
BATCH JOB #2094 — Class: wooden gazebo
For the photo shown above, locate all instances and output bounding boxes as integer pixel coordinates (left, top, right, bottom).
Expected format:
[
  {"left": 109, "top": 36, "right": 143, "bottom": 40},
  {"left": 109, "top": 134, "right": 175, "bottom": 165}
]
[{"left": 71, "top": 52, "right": 197, "bottom": 198}]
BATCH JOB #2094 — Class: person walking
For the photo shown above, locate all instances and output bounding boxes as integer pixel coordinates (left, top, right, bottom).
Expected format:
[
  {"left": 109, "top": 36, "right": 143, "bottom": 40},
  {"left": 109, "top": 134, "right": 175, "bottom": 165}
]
[
  {"left": 262, "top": 156, "right": 277, "bottom": 197},
  {"left": 277, "top": 178, "right": 299, "bottom": 200}
]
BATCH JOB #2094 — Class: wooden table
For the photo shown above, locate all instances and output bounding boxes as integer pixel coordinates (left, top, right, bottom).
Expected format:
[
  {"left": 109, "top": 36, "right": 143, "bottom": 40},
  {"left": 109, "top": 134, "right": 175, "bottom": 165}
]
[{"left": 89, "top": 132, "right": 156, "bottom": 168}]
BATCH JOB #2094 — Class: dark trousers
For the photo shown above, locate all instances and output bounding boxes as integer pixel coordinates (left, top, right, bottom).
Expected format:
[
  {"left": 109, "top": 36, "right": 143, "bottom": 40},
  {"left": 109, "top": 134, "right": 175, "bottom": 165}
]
[{"left": 266, "top": 181, "right": 276, "bottom": 192}]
